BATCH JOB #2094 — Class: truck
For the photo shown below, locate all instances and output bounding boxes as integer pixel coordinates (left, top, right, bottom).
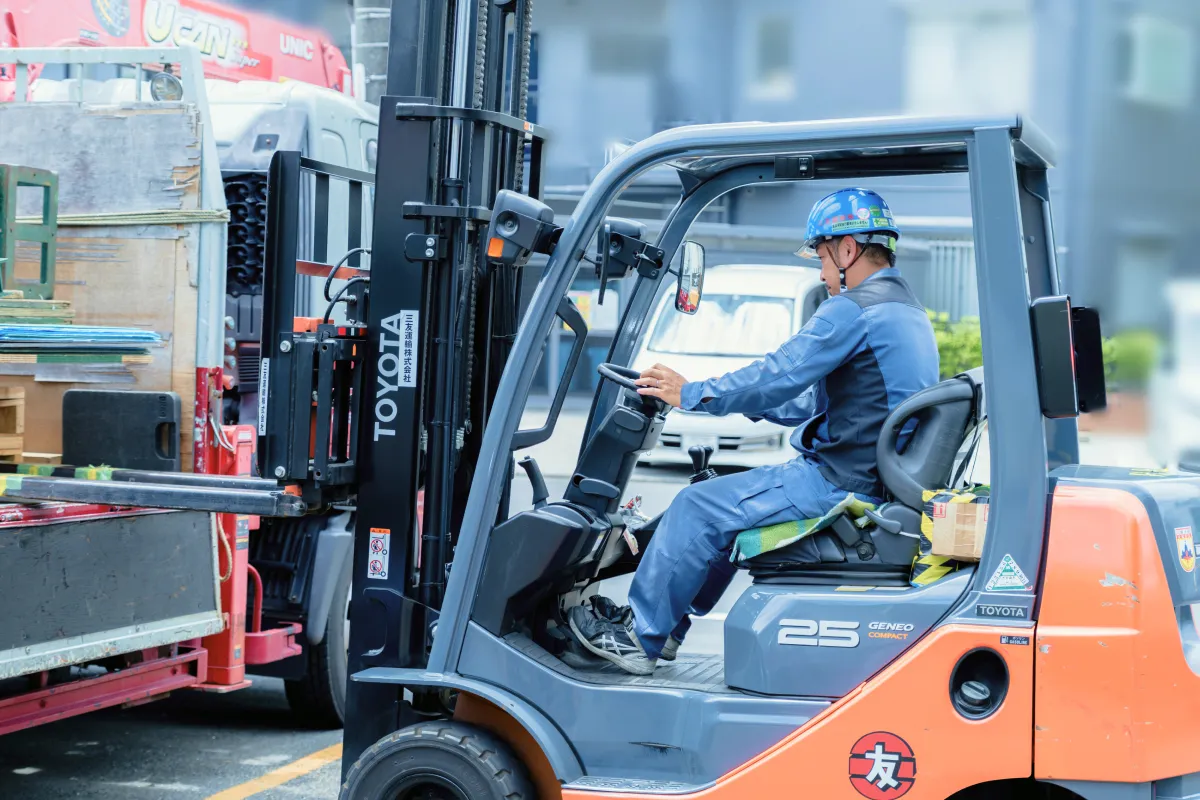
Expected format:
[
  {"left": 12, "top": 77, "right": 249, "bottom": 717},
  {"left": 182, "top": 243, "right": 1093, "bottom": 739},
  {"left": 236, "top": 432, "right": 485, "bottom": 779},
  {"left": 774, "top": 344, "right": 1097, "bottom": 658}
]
[
  {"left": 0, "top": 0, "right": 353, "bottom": 98},
  {"left": 0, "top": 41, "right": 375, "bottom": 734}
]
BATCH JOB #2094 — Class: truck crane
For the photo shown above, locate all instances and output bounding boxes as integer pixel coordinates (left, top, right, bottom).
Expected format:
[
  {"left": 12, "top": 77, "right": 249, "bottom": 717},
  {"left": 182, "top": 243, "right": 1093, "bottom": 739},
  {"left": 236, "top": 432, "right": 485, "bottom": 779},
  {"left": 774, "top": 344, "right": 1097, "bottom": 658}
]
[{"left": 4, "top": 1, "right": 1200, "bottom": 799}]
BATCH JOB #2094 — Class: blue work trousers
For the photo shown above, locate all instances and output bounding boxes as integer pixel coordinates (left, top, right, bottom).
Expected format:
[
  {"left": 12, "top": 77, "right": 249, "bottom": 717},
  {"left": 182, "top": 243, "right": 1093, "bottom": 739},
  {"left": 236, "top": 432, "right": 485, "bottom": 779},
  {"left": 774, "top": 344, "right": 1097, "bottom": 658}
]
[{"left": 627, "top": 459, "right": 862, "bottom": 660}]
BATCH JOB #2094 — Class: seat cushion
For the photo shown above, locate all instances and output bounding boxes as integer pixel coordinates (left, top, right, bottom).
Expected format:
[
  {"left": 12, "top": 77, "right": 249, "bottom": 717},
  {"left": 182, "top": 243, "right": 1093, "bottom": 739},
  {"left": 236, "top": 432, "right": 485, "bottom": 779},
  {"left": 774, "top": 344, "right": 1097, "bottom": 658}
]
[{"left": 731, "top": 493, "right": 876, "bottom": 564}]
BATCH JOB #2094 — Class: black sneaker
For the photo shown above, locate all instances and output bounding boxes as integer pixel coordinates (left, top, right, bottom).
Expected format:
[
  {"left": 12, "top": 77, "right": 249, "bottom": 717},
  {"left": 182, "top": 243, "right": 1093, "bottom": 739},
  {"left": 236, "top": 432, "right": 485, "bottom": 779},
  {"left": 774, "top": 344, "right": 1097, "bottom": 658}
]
[
  {"left": 587, "top": 595, "right": 680, "bottom": 662},
  {"left": 566, "top": 605, "right": 656, "bottom": 676}
]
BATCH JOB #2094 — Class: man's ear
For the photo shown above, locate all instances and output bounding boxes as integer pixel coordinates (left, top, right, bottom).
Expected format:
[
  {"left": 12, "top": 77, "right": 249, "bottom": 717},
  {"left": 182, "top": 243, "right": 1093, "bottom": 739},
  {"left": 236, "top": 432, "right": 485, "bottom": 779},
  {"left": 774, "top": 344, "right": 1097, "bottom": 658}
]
[{"left": 840, "top": 236, "right": 858, "bottom": 262}]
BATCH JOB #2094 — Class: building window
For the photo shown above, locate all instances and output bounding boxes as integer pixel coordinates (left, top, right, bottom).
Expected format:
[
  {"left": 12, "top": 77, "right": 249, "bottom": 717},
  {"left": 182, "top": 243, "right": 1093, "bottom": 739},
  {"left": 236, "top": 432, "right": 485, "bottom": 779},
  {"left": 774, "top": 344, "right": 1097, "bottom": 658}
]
[
  {"left": 1113, "top": 238, "right": 1173, "bottom": 332},
  {"left": 1116, "top": 13, "right": 1194, "bottom": 111},
  {"left": 749, "top": 17, "right": 794, "bottom": 100},
  {"left": 901, "top": 0, "right": 1031, "bottom": 115}
]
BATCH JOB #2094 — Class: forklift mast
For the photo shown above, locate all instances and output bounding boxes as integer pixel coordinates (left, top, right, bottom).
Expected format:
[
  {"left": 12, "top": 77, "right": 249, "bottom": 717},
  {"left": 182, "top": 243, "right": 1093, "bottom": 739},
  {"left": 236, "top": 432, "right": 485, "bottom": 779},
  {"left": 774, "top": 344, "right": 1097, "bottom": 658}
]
[{"left": 332, "top": 0, "right": 544, "bottom": 769}]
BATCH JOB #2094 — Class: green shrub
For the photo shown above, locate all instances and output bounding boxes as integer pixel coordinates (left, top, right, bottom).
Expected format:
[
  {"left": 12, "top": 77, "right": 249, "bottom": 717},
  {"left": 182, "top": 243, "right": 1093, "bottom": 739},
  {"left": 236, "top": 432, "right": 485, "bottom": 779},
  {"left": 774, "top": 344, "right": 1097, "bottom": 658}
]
[
  {"left": 927, "top": 311, "right": 983, "bottom": 379},
  {"left": 924, "top": 311, "right": 1160, "bottom": 391},
  {"left": 1103, "top": 329, "right": 1159, "bottom": 391}
]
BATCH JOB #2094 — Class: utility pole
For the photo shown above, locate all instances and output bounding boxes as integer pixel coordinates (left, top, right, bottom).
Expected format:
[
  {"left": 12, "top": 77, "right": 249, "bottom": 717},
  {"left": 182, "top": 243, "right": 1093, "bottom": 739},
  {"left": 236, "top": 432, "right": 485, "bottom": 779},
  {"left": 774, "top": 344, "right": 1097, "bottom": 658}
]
[{"left": 351, "top": 0, "right": 390, "bottom": 105}]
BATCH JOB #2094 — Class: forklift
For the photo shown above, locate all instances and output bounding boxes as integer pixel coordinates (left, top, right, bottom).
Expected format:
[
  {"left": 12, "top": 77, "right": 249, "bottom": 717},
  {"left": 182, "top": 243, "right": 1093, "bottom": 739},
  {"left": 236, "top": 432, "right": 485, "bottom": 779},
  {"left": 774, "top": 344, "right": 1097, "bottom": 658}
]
[{"left": 3, "top": 1, "right": 1199, "bottom": 798}]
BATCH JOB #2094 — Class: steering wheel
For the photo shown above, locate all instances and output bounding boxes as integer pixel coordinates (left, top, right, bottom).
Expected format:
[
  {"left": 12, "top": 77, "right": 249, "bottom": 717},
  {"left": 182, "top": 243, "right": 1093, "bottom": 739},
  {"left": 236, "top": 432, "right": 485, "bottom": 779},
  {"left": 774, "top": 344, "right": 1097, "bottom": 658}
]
[{"left": 596, "top": 363, "right": 642, "bottom": 392}]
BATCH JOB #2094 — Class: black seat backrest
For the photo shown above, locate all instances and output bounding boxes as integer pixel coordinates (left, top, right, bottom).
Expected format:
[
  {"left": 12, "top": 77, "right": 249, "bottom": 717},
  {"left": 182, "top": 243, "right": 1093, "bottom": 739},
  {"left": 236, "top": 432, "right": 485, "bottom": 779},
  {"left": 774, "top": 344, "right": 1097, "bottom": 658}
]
[{"left": 876, "top": 368, "right": 983, "bottom": 509}]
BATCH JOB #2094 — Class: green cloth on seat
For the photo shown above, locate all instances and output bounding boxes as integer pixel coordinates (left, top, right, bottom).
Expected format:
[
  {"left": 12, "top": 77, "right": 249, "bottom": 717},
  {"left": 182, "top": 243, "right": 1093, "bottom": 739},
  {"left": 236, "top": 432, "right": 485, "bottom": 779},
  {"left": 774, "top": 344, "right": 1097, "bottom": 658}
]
[{"left": 731, "top": 494, "right": 877, "bottom": 564}]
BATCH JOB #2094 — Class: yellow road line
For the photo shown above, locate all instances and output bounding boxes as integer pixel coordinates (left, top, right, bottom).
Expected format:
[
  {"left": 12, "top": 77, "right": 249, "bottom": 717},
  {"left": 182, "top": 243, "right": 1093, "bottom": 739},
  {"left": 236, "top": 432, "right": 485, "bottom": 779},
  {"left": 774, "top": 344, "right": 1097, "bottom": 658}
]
[{"left": 205, "top": 743, "right": 343, "bottom": 800}]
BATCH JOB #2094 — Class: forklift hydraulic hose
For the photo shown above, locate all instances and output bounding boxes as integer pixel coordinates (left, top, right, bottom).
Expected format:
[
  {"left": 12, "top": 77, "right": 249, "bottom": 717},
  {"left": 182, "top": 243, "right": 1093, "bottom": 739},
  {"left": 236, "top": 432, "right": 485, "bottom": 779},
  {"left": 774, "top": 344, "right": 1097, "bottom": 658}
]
[{"left": 323, "top": 247, "right": 372, "bottom": 302}]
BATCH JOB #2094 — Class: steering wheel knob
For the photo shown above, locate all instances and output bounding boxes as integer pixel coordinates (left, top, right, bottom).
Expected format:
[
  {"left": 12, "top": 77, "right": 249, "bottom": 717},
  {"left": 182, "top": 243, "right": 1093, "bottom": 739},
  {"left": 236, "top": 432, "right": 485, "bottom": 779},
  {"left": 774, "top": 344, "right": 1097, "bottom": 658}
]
[{"left": 596, "top": 362, "right": 642, "bottom": 392}]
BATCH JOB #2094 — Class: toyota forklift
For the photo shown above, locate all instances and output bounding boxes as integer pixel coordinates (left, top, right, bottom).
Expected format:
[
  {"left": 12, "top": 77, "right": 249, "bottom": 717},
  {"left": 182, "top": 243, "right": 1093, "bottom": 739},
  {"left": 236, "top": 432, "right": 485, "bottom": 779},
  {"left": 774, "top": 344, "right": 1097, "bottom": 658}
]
[{"left": 1, "top": 1, "right": 1198, "bottom": 798}]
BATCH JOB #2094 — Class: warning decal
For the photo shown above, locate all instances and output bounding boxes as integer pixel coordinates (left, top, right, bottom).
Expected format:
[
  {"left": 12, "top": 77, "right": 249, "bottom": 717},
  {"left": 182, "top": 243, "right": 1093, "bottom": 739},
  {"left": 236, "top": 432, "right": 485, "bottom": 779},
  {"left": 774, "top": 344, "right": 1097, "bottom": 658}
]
[
  {"left": 849, "top": 731, "right": 916, "bottom": 799},
  {"left": 985, "top": 553, "right": 1030, "bottom": 592},
  {"left": 368, "top": 527, "right": 391, "bottom": 580}
]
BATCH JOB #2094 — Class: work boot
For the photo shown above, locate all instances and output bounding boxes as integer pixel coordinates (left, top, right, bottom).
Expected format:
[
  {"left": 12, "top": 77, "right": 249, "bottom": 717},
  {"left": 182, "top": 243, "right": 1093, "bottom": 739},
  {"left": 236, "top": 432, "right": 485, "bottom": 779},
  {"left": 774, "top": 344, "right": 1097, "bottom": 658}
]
[
  {"left": 588, "top": 596, "right": 681, "bottom": 662},
  {"left": 566, "top": 605, "right": 656, "bottom": 676}
]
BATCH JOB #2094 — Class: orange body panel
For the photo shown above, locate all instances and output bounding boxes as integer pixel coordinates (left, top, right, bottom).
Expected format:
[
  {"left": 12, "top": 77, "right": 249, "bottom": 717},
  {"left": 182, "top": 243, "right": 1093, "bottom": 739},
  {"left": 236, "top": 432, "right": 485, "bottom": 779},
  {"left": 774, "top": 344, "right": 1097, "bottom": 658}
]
[
  {"left": 1035, "top": 484, "right": 1200, "bottom": 782},
  {"left": 455, "top": 693, "right": 562, "bottom": 800},
  {"left": 564, "top": 624, "right": 1033, "bottom": 800}
]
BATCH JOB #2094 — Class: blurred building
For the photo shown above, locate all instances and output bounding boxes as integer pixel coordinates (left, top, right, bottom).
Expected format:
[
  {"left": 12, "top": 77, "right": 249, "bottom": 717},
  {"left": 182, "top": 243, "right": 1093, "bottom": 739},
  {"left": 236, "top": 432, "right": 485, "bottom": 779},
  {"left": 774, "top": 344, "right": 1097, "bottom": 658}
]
[
  {"left": 534, "top": 0, "right": 1197, "bottom": 327},
  {"left": 237, "top": 0, "right": 1198, "bottom": 395}
]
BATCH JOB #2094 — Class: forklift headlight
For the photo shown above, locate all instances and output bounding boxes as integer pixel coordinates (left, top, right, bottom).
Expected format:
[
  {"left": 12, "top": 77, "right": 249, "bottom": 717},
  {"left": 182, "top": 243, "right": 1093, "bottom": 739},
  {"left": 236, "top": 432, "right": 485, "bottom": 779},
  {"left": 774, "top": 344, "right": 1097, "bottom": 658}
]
[
  {"left": 485, "top": 190, "right": 559, "bottom": 268},
  {"left": 150, "top": 71, "right": 184, "bottom": 102}
]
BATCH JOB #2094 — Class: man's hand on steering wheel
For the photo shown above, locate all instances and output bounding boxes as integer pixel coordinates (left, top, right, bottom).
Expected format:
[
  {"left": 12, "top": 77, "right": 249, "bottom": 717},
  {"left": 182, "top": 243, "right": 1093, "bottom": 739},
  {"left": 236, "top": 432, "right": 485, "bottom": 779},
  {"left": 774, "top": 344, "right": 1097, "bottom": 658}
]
[{"left": 635, "top": 363, "right": 687, "bottom": 408}]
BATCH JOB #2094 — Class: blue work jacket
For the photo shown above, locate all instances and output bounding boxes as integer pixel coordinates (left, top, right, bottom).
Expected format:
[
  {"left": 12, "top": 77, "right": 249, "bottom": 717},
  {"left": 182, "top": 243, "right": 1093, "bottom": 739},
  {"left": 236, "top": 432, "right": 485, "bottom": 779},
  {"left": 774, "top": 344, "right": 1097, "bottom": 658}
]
[{"left": 679, "top": 268, "right": 940, "bottom": 501}]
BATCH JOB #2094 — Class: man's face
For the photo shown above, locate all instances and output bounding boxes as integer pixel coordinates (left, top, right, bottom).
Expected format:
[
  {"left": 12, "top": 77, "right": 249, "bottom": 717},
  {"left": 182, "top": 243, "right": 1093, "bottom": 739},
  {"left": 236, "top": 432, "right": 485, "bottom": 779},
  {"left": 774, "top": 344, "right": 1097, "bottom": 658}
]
[{"left": 816, "top": 237, "right": 857, "bottom": 295}]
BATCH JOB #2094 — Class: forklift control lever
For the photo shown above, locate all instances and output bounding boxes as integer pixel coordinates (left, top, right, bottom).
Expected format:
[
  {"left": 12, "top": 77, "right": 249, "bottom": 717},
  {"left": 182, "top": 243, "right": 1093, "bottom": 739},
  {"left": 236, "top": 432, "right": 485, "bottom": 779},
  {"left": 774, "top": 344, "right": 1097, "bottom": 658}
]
[
  {"left": 863, "top": 507, "right": 903, "bottom": 534},
  {"left": 688, "top": 445, "right": 718, "bottom": 484},
  {"left": 517, "top": 456, "right": 549, "bottom": 509}
]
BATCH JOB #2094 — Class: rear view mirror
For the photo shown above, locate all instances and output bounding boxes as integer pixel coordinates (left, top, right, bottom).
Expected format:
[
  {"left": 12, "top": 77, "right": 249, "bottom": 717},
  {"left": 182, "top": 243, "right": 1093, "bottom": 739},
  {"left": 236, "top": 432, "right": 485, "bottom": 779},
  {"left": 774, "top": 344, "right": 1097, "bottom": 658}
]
[{"left": 675, "top": 241, "right": 705, "bottom": 315}]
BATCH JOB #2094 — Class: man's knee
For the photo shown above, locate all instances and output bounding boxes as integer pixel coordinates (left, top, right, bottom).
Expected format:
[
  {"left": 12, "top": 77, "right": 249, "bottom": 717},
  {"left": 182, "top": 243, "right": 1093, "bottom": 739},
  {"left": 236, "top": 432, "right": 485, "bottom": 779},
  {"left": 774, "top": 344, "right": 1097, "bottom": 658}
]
[{"left": 667, "top": 481, "right": 712, "bottom": 520}]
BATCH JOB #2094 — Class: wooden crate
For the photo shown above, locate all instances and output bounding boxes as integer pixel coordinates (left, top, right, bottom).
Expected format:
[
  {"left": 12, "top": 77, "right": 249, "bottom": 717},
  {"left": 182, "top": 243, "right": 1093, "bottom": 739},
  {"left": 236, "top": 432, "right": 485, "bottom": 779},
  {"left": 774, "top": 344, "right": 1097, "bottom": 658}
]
[
  {"left": 0, "top": 386, "right": 23, "bottom": 437},
  {"left": 0, "top": 433, "right": 22, "bottom": 462},
  {"left": 0, "top": 103, "right": 203, "bottom": 467}
]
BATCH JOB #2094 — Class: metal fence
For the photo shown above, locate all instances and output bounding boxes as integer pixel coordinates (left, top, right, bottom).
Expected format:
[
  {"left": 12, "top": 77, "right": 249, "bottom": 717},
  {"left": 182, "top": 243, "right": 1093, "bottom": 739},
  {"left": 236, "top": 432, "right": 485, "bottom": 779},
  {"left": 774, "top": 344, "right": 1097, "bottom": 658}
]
[{"left": 924, "top": 239, "right": 979, "bottom": 321}]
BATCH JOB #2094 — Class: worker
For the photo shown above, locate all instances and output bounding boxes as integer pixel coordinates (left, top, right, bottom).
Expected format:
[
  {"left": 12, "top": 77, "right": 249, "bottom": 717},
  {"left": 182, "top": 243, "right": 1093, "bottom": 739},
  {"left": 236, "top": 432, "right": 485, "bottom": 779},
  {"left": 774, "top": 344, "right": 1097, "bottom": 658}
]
[{"left": 566, "top": 188, "right": 940, "bottom": 675}]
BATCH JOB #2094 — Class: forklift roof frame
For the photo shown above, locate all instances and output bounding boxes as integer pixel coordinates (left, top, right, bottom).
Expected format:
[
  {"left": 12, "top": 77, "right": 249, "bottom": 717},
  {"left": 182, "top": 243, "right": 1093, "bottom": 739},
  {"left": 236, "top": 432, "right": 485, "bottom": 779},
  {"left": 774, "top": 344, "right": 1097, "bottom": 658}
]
[{"left": 424, "top": 113, "right": 1074, "bottom": 681}]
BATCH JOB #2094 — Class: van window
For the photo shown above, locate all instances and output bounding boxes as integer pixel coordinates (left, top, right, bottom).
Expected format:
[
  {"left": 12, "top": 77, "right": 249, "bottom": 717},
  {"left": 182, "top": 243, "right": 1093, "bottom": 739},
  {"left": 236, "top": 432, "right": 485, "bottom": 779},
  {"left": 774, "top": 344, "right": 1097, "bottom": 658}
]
[{"left": 647, "top": 294, "right": 795, "bottom": 358}]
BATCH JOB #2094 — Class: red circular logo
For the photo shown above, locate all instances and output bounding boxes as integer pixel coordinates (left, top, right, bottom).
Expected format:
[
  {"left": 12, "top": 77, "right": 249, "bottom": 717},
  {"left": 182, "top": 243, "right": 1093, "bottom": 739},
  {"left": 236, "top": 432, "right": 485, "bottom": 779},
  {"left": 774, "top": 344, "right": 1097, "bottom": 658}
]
[{"left": 848, "top": 731, "right": 916, "bottom": 799}]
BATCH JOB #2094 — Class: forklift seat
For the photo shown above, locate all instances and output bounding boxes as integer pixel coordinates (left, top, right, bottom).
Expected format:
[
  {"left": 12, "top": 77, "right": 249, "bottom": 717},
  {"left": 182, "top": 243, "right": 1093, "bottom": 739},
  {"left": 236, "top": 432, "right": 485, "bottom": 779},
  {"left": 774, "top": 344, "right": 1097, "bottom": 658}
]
[{"left": 745, "top": 369, "right": 984, "bottom": 585}]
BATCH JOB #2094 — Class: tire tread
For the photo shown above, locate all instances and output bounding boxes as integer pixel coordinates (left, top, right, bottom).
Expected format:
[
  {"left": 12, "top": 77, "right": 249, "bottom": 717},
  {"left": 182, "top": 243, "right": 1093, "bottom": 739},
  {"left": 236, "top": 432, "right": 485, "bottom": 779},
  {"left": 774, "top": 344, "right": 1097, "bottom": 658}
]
[{"left": 341, "top": 721, "right": 534, "bottom": 799}]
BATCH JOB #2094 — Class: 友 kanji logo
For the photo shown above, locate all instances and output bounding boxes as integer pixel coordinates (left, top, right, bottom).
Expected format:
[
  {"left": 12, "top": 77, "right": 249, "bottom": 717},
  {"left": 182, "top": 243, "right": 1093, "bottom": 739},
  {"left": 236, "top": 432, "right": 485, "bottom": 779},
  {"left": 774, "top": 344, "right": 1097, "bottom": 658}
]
[{"left": 849, "top": 731, "right": 916, "bottom": 798}]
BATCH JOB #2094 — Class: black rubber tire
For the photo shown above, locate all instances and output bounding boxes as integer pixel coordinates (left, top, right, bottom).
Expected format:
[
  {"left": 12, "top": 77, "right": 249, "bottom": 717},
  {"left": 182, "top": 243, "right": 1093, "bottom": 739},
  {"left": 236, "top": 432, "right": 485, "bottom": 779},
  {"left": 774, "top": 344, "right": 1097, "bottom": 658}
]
[
  {"left": 285, "top": 551, "right": 351, "bottom": 728},
  {"left": 340, "top": 722, "right": 535, "bottom": 800}
]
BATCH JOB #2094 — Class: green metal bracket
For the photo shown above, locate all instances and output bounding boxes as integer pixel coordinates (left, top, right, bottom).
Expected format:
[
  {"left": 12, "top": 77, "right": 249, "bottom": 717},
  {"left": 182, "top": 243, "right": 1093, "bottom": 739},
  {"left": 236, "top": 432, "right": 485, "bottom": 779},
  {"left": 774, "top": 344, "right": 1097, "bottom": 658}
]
[{"left": 0, "top": 164, "right": 58, "bottom": 299}]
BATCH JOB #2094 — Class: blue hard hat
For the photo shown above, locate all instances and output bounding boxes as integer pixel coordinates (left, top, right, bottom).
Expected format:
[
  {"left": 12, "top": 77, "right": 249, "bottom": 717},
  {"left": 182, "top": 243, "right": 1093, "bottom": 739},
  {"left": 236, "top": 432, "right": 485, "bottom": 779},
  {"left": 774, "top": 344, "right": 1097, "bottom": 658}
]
[{"left": 796, "top": 188, "right": 900, "bottom": 260}]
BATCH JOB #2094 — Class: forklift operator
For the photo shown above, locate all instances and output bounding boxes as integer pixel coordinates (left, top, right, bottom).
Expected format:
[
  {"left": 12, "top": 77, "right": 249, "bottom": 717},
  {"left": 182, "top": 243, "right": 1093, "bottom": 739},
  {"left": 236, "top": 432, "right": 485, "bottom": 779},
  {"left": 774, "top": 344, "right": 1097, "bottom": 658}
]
[{"left": 566, "top": 188, "right": 941, "bottom": 676}]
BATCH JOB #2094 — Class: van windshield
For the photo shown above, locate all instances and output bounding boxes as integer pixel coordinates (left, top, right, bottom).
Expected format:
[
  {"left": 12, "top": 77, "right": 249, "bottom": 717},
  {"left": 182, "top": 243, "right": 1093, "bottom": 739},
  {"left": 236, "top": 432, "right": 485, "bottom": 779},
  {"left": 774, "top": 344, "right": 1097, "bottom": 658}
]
[{"left": 647, "top": 294, "right": 796, "bottom": 358}]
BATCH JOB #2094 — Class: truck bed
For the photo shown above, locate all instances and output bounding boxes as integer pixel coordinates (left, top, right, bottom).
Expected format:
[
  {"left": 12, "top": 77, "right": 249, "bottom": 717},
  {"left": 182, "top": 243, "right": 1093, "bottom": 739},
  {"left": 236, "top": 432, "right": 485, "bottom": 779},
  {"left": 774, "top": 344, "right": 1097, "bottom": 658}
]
[{"left": 0, "top": 507, "right": 222, "bottom": 679}]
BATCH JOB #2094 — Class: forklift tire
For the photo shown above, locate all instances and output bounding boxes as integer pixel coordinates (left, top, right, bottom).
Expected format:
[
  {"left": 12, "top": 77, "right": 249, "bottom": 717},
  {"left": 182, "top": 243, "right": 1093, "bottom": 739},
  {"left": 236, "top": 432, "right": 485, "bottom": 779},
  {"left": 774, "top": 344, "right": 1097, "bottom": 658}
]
[
  {"left": 340, "top": 722, "right": 535, "bottom": 800},
  {"left": 285, "top": 553, "right": 351, "bottom": 728}
]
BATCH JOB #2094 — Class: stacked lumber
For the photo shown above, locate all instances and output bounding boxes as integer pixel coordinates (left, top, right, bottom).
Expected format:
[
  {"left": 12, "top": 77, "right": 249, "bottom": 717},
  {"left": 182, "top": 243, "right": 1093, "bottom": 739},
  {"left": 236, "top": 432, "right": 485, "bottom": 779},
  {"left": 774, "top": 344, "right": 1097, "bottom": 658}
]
[{"left": 0, "top": 290, "right": 159, "bottom": 366}]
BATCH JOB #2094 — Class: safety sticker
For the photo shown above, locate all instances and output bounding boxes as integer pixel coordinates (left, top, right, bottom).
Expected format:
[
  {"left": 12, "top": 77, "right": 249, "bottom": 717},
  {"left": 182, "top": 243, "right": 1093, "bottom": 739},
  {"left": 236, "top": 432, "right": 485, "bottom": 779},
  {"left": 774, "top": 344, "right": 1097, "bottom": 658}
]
[
  {"left": 368, "top": 527, "right": 391, "bottom": 580},
  {"left": 985, "top": 554, "right": 1030, "bottom": 592},
  {"left": 1177, "top": 526, "right": 1195, "bottom": 573},
  {"left": 849, "top": 731, "right": 916, "bottom": 799}
]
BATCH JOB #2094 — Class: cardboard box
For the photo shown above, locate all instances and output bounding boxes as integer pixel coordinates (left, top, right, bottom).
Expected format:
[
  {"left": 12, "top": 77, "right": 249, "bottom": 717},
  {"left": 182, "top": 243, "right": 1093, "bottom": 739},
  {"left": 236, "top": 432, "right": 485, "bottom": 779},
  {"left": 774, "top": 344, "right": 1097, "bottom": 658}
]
[{"left": 930, "top": 499, "right": 988, "bottom": 561}]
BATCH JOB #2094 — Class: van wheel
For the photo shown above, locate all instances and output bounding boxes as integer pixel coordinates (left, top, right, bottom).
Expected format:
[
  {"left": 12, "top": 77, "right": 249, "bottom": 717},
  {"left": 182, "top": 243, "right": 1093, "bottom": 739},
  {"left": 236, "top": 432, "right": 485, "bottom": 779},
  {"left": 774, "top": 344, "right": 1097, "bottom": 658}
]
[
  {"left": 340, "top": 722, "right": 535, "bottom": 800},
  {"left": 285, "top": 553, "right": 351, "bottom": 728}
]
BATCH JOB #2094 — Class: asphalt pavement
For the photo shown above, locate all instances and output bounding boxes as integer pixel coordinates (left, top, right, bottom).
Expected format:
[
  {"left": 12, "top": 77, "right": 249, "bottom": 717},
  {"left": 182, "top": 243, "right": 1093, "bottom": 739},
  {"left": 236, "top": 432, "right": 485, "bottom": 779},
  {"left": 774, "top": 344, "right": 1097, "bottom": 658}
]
[
  {"left": 0, "top": 677, "right": 342, "bottom": 799},
  {"left": 0, "top": 407, "right": 1157, "bottom": 799}
]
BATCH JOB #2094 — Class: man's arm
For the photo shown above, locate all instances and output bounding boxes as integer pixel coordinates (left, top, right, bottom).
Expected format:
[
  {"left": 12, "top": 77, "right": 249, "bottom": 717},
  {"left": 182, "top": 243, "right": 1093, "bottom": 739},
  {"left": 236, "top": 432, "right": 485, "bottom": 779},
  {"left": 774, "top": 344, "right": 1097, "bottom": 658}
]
[
  {"left": 673, "top": 297, "right": 865, "bottom": 417},
  {"left": 746, "top": 387, "right": 818, "bottom": 427}
]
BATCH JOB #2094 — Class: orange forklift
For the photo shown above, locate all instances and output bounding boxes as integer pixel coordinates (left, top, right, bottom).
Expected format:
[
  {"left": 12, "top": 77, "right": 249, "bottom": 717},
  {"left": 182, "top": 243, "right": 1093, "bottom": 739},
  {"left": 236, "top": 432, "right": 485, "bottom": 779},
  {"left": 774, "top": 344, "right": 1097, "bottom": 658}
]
[{"left": 3, "top": 1, "right": 1198, "bottom": 797}]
